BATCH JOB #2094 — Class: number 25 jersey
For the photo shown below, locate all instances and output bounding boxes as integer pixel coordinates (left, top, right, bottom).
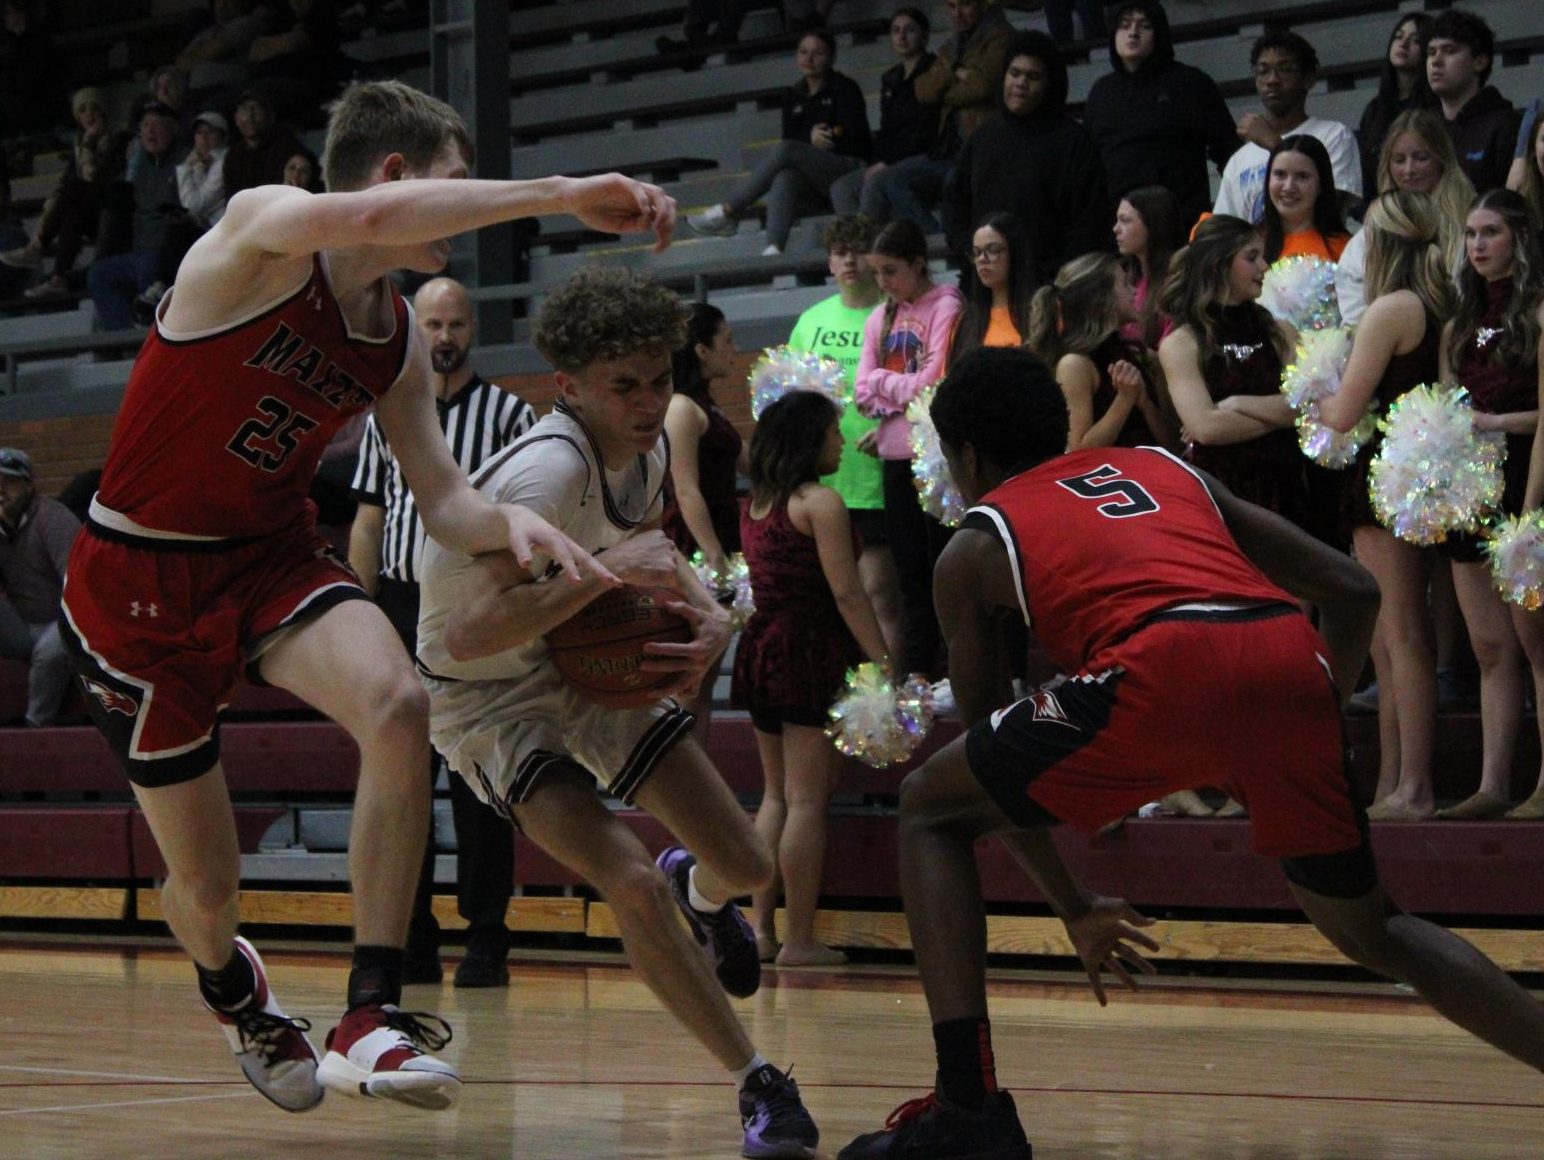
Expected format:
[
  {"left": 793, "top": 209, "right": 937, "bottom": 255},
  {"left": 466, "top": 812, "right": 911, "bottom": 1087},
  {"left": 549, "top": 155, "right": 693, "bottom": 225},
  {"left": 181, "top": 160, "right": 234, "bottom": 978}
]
[
  {"left": 965, "top": 446, "right": 1294, "bottom": 673},
  {"left": 92, "top": 254, "right": 412, "bottom": 542}
]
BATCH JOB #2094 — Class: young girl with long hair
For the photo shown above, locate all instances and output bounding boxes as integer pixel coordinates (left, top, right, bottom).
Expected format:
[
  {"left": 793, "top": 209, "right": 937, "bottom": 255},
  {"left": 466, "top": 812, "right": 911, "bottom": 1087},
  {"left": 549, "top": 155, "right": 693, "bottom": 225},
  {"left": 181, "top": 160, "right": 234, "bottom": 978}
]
[
  {"left": 733, "top": 390, "right": 890, "bottom": 966},
  {"left": 1318, "top": 190, "right": 1454, "bottom": 821},
  {"left": 1112, "top": 185, "right": 1184, "bottom": 347},
  {"left": 1025, "top": 252, "right": 1178, "bottom": 451},
  {"left": 1338, "top": 108, "right": 1473, "bottom": 324},
  {"left": 855, "top": 219, "right": 963, "bottom": 678},
  {"left": 947, "top": 212, "right": 1035, "bottom": 364},
  {"left": 1159, "top": 215, "right": 1304, "bottom": 523},
  {"left": 1355, "top": 12, "right": 1433, "bottom": 204},
  {"left": 1263, "top": 133, "right": 1351, "bottom": 264},
  {"left": 1511, "top": 111, "right": 1544, "bottom": 232},
  {"left": 1429, "top": 189, "right": 1544, "bottom": 820}
]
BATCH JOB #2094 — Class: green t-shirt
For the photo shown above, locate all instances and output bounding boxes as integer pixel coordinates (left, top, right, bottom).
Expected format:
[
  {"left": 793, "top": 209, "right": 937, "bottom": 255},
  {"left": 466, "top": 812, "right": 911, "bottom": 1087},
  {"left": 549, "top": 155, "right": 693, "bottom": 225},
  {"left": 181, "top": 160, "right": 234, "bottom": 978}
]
[{"left": 788, "top": 293, "right": 884, "bottom": 511}]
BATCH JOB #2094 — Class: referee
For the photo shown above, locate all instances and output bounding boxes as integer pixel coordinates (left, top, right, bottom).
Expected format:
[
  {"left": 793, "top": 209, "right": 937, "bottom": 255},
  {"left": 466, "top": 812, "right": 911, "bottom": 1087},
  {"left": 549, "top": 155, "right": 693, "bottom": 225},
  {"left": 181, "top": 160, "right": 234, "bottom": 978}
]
[{"left": 349, "top": 276, "right": 535, "bottom": 988}]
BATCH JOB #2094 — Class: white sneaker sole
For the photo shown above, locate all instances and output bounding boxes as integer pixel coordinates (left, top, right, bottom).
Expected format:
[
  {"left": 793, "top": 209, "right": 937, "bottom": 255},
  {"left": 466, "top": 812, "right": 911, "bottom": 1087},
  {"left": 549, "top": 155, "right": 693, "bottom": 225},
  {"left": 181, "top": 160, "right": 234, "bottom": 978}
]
[{"left": 317, "top": 1051, "right": 462, "bottom": 1111}]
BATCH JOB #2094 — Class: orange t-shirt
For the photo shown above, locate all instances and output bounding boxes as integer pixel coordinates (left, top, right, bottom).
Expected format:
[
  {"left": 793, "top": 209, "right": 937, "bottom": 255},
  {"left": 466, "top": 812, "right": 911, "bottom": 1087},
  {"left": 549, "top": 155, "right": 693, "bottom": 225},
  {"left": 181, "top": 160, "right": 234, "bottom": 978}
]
[
  {"left": 983, "top": 305, "right": 1022, "bottom": 347},
  {"left": 1280, "top": 228, "right": 1349, "bottom": 263}
]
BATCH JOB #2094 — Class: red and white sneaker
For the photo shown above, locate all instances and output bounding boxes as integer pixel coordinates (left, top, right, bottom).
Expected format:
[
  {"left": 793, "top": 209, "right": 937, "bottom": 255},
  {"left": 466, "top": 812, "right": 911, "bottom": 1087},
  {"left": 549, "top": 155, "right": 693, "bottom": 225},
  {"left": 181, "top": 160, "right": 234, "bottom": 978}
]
[
  {"left": 205, "top": 937, "right": 324, "bottom": 1113},
  {"left": 318, "top": 1003, "right": 461, "bottom": 1110}
]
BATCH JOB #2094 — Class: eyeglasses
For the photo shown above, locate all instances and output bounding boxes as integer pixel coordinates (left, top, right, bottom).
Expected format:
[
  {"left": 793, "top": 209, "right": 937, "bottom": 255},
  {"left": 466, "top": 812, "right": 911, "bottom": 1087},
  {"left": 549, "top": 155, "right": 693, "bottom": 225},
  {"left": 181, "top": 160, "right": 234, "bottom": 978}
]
[{"left": 971, "top": 243, "right": 1008, "bottom": 261}]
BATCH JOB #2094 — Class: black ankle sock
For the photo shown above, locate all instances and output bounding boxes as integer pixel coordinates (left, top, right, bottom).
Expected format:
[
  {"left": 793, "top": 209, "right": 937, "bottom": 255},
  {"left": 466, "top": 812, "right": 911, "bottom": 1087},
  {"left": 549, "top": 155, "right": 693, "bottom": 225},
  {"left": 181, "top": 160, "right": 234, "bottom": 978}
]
[
  {"left": 932, "top": 1016, "right": 998, "bottom": 1111},
  {"left": 197, "top": 945, "right": 257, "bottom": 1011},
  {"left": 348, "top": 945, "right": 404, "bottom": 1010}
]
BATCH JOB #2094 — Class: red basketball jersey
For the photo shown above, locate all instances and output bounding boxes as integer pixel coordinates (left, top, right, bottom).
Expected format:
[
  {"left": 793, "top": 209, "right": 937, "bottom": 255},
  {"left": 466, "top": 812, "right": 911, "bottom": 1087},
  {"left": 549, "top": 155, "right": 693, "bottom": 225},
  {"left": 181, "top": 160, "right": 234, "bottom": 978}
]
[
  {"left": 93, "top": 255, "right": 412, "bottom": 540},
  {"left": 967, "top": 447, "right": 1294, "bottom": 672}
]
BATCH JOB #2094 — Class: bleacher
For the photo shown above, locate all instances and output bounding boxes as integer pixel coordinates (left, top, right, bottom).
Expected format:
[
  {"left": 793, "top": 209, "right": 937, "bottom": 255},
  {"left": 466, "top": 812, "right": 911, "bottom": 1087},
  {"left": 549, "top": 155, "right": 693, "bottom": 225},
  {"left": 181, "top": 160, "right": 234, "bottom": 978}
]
[{"left": 2, "top": 0, "right": 1543, "bottom": 966}]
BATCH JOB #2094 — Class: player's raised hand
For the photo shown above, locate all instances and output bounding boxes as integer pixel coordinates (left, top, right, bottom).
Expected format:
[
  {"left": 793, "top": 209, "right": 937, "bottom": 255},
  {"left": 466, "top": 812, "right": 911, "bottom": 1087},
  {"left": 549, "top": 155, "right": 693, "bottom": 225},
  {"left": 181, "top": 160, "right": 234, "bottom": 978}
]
[
  {"left": 1063, "top": 895, "right": 1160, "bottom": 1006},
  {"left": 500, "top": 504, "right": 618, "bottom": 586},
  {"left": 564, "top": 174, "right": 677, "bottom": 252}
]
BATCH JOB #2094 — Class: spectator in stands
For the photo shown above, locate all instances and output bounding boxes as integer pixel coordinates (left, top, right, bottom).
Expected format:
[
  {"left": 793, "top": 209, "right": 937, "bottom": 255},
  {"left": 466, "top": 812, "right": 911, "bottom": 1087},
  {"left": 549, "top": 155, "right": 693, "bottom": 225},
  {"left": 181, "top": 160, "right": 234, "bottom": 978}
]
[
  {"left": 656, "top": 0, "right": 742, "bottom": 54},
  {"left": 0, "top": 448, "right": 80, "bottom": 727},
  {"left": 1506, "top": 98, "right": 1543, "bottom": 198},
  {"left": 1356, "top": 13, "right": 1433, "bottom": 207},
  {"left": 131, "top": 66, "right": 196, "bottom": 145},
  {"left": 176, "top": 0, "right": 275, "bottom": 106},
  {"left": 855, "top": 219, "right": 963, "bottom": 678},
  {"left": 830, "top": 7, "right": 937, "bottom": 221},
  {"left": 686, "top": 30, "right": 870, "bottom": 256},
  {"left": 86, "top": 102, "right": 180, "bottom": 330},
  {"left": 0, "top": 0, "right": 60, "bottom": 139},
  {"left": 1213, "top": 31, "right": 1361, "bottom": 225},
  {"left": 1113, "top": 184, "right": 1182, "bottom": 346},
  {"left": 348, "top": 277, "right": 531, "bottom": 985},
  {"left": 132, "top": 110, "right": 232, "bottom": 321},
  {"left": 0, "top": 174, "right": 29, "bottom": 300},
  {"left": 1027, "top": 252, "right": 1174, "bottom": 451},
  {"left": 947, "top": 210, "right": 1034, "bottom": 363},
  {"left": 1338, "top": 109, "right": 1472, "bottom": 326},
  {"left": 782, "top": 0, "right": 837, "bottom": 34},
  {"left": 1042, "top": 0, "right": 1104, "bottom": 48},
  {"left": 282, "top": 145, "right": 323, "bottom": 191},
  {"left": 3, "top": 88, "right": 131, "bottom": 302},
  {"left": 1426, "top": 9, "right": 1517, "bottom": 196},
  {"left": 221, "top": 89, "right": 300, "bottom": 200},
  {"left": 787, "top": 214, "right": 903, "bottom": 663},
  {"left": 1262, "top": 134, "right": 1350, "bottom": 264},
  {"left": 1512, "top": 112, "right": 1544, "bottom": 228},
  {"left": 945, "top": 30, "right": 1109, "bottom": 284},
  {"left": 661, "top": 301, "right": 745, "bottom": 739},
  {"left": 878, "top": 0, "right": 1012, "bottom": 235},
  {"left": 246, "top": 0, "right": 352, "bottom": 123},
  {"left": 1082, "top": 1, "right": 1238, "bottom": 230}
]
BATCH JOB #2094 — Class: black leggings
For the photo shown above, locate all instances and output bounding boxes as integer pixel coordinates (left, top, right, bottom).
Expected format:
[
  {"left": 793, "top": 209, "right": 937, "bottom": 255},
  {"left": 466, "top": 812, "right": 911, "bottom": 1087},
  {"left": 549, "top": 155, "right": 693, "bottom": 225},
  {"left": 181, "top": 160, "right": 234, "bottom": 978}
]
[{"left": 882, "top": 458, "right": 951, "bottom": 678}]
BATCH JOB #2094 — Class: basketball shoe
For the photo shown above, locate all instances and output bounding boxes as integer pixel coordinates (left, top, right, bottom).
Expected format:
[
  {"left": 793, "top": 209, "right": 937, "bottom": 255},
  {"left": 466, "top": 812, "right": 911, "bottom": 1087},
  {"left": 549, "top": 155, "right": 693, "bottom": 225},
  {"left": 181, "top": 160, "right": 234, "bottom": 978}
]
[
  {"left": 838, "top": 1090, "right": 1031, "bottom": 1159},
  {"left": 204, "top": 936, "right": 324, "bottom": 1112},
  {"left": 318, "top": 1003, "right": 462, "bottom": 1110},
  {"left": 658, "top": 845, "right": 761, "bottom": 998},
  {"left": 739, "top": 1062, "right": 819, "bottom": 1159}
]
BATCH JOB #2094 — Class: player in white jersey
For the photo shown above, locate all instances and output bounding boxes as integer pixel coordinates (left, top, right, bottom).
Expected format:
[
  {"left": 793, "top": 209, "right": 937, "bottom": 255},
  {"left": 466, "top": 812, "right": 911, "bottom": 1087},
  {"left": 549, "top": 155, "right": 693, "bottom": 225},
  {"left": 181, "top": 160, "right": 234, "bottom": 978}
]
[{"left": 415, "top": 268, "right": 821, "bottom": 1160}]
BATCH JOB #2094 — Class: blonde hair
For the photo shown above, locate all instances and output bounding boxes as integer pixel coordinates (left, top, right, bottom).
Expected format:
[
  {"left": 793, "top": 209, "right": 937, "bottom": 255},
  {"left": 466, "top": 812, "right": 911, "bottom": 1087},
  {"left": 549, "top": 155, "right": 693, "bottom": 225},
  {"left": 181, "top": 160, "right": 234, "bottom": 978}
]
[
  {"left": 1362, "top": 190, "right": 1457, "bottom": 320},
  {"left": 1376, "top": 109, "right": 1473, "bottom": 275},
  {"left": 1025, "top": 253, "right": 1126, "bottom": 365},
  {"left": 321, "top": 80, "right": 474, "bottom": 193},
  {"left": 1517, "top": 112, "right": 1544, "bottom": 233},
  {"left": 71, "top": 87, "right": 105, "bottom": 117}
]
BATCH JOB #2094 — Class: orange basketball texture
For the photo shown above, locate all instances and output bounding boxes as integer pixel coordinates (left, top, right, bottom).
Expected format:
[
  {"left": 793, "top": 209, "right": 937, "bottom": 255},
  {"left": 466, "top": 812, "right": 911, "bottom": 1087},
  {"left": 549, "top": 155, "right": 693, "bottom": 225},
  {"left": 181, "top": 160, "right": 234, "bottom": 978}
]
[{"left": 546, "top": 585, "right": 693, "bottom": 707}]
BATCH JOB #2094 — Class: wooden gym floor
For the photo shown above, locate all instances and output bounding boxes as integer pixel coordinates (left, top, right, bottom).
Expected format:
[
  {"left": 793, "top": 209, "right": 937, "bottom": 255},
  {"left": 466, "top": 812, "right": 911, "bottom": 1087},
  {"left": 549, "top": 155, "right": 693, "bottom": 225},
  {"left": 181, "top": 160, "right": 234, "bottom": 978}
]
[{"left": 1, "top": 938, "right": 1541, "bottom": 1159}]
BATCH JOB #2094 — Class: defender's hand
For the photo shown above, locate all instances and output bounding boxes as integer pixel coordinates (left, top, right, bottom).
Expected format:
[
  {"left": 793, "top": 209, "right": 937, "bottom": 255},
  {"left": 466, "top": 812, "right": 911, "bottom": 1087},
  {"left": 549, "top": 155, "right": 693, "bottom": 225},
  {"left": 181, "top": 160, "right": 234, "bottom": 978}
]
[
  {"left": 501, "top": 505, "right": 617, "bottom": 585},
  {"left": 564, "top": 174, "right": 677, "bottom": 252}
]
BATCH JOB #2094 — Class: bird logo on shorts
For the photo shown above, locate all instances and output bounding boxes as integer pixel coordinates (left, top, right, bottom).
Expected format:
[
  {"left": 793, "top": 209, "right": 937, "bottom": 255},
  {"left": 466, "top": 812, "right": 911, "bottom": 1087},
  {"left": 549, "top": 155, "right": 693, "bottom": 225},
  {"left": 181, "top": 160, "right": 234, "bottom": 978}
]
[
  {"left": 81, "top": 677, "right": 139, "bottom": 718},
  {"left": 1027, "top": 689, "right": 1077, "bottom": 729}
]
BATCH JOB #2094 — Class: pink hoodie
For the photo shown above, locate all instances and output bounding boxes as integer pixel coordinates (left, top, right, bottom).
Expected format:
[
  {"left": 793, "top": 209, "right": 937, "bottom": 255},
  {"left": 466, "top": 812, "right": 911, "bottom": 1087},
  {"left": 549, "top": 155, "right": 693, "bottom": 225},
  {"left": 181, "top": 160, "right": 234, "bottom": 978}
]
[{"left": 854, "top": 281, "right": 964, "bottom": 460}]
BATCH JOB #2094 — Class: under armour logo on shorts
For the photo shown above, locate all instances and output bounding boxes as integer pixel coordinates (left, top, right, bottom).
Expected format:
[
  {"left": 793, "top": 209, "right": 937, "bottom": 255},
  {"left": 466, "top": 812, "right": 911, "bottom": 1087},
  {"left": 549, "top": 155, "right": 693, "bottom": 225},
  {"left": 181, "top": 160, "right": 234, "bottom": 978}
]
[{"left": 130, "top": 601, "right": 159, "bottom": 618}]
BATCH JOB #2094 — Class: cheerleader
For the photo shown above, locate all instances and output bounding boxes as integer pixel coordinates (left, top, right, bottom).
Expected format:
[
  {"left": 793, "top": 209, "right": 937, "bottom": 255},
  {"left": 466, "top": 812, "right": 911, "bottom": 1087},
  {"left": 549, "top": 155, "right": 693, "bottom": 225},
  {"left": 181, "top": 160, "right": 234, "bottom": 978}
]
[{"left": 733, "top": 390, "right": 891, "bottom": 965}]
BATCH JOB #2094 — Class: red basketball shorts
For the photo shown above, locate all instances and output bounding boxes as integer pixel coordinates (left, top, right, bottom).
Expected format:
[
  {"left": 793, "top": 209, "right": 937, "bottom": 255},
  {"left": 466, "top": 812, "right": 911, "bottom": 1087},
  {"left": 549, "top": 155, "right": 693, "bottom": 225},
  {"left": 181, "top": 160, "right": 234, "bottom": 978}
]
[
  {"left": 964, "top": 605, "right": 1363, "bottom": 860},
  {"left": 60, "top": 518, "right": 366, "bottom": 787}
]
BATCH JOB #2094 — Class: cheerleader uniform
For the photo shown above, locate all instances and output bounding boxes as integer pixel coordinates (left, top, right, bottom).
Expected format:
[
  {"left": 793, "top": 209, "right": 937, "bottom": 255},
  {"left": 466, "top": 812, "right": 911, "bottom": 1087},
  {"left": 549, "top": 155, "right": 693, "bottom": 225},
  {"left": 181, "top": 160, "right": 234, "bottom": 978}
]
[
  {"left": 1345, "top": 311, "right": 1440, "bottom": 532},
  {"left": 732, "top": 497, "right": 863, "bottom": 731},
  {"left": 1188, "top": 304, "right": 1310, "bottom": 529},
  {"left": 1088, "top": 333, "right": 1158, "bottom": 448},
  {"left": 661, "top": 392, "right": 743, "bottom": 558},
  {"left": 1444, "top": 278, "right": 1538, "bottom": 562}
]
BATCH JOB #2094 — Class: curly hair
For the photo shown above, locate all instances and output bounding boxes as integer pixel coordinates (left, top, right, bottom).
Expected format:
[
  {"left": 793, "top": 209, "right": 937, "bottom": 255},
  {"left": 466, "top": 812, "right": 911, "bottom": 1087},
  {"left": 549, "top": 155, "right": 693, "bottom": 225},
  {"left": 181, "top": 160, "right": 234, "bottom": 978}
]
[
  {"left": 533, "top": 267, "right": 691, "bottom": 373},
  {"left": 821, "top": 213, "right": 878, "bottom": 255}
]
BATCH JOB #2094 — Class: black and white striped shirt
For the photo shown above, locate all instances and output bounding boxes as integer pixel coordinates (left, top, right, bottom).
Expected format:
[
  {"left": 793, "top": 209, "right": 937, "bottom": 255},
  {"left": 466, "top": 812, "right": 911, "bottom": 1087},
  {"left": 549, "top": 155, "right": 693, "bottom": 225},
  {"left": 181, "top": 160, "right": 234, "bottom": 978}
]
[{"left": 351, "top": 374, "right": 535, "bottom": 584}]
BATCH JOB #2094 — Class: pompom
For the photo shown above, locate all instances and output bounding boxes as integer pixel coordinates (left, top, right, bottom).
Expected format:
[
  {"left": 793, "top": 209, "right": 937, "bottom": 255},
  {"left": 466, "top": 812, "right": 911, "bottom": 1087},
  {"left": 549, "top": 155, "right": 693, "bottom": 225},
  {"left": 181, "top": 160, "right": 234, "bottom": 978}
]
[
  {"left": 690, "top": 550, "right": 756, "bottom": 629},
  {"left": 748, "top": 346, "right": 847, "bottom": 419},
  {"left": 1485, "top": 513, "right": 1544, "bottom": 611},
  {"left": 826, "top": 662, "right": 934, "bottom": 768},
  {"left": 1261, "top": 256, "right": 1341, "bottom": 332},
  {"left": 1368, "top": 383, "right": 1506, "bottom": 545},
  {"left": 906, "top": 383, "right": 966, "bottom": 527},
  {"left": 1279, "top": 327, "right": 1375, "bottom": 467}
]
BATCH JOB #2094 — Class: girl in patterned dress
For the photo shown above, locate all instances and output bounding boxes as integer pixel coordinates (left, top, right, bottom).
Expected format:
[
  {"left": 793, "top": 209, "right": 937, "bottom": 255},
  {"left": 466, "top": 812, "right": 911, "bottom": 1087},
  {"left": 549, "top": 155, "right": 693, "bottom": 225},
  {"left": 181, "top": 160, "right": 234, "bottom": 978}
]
[{"left": 733, "top": 391, "right": 891, "bottom": 966}]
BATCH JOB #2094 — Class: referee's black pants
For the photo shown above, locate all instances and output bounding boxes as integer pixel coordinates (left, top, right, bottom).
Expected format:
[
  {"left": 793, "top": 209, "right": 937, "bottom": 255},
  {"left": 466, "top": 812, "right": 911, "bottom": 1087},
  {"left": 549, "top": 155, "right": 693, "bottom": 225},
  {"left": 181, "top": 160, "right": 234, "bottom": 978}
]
[{"left": 376, "top": 577, "right": 516, "bottom": 956}]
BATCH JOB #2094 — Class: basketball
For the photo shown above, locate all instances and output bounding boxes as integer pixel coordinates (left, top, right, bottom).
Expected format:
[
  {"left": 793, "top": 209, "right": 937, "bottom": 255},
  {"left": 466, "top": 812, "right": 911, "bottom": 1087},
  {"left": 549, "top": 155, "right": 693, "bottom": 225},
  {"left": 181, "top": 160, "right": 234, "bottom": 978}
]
[{"left": 547, "top": 584, "right": 693, "bottom": 708}]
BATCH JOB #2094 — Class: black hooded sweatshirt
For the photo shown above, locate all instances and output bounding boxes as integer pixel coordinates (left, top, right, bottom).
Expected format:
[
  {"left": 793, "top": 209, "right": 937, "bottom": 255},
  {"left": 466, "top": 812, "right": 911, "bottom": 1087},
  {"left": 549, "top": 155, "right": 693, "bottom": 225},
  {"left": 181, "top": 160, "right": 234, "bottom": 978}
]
[
  {"left": 1081, "top": 0, "right": 1238, "bottom": 224},
  {"left": 1443, "top": 84, "right": 1518, "bottom": 194},
  {"left": 946, "top": 34, "right": 1109, "bottom": 284}
]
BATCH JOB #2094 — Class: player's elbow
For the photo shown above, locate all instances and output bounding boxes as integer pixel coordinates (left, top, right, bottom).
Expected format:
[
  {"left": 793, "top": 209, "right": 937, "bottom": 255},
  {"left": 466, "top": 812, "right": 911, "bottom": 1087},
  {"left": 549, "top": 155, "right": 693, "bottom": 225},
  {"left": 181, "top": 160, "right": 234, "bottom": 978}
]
[{"left": 443, "top": 617, "right": 488, "bottom": 663}]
